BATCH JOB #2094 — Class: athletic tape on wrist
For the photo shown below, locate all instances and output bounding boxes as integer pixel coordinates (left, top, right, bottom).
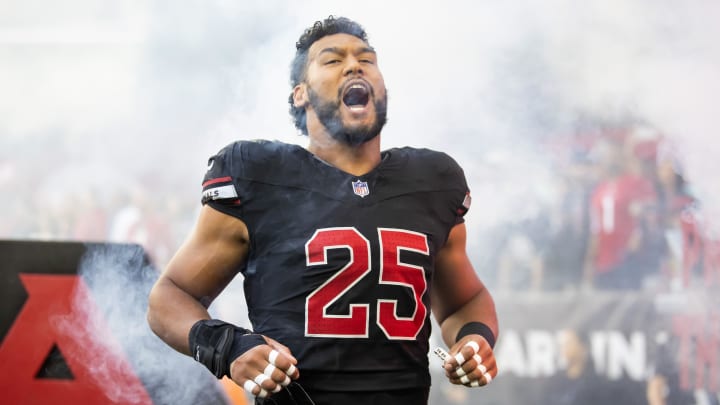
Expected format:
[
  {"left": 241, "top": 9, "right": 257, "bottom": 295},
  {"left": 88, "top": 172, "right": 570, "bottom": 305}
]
[
  {"left": 188, "top": 319, "right": 263, "bottom": 378},
  {"left": 455, "top": 322, "right": 496, "bottom": 349}
]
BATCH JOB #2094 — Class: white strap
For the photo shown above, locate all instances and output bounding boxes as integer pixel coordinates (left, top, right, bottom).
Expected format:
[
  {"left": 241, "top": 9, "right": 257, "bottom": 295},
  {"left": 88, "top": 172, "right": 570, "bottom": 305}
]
[
  {"left": 464, "top": 340, "right": 480, "bottom": 354},
  {"left": 254, "top": 374, "right": 270, "bottom": 386},
  {"left": 243, "top": 380, "right": 258, "bottom": 393},
  {"left": 263, "top": 364, "right": 277, "bottom": 377},
  {"left": 268, "top": 349, "right": 280, "bottom": 365}
]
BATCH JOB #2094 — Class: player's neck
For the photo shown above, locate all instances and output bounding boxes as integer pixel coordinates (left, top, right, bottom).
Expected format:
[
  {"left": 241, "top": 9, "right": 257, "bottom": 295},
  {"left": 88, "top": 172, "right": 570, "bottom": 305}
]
[{"left": 307, "top": 134, "right": 382, "bottom": 177}]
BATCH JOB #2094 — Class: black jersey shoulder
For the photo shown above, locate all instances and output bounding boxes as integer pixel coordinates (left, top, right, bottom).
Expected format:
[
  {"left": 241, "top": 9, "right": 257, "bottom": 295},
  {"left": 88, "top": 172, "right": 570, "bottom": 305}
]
[
  {"left": 377, "top": 146, "right": 468, "bottom": 195},
  {"left": 205, "top": 139, "right": 307, "bottom": 183},
  {"left": 204, "top": 140, "right": 469, "bottom": 203},
  {"left": 387, "top": 147, "right": 464, "bottom": 180}
]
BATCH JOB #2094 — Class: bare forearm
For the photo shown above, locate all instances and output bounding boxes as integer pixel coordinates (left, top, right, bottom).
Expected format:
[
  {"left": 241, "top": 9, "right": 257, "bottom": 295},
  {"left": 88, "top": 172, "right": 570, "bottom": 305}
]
[
  {"left": 147, "top": 277, "right": 211, "bottom": 355},
  {"left": 439, "top": 289, "right": 498, "bottom": 348}
]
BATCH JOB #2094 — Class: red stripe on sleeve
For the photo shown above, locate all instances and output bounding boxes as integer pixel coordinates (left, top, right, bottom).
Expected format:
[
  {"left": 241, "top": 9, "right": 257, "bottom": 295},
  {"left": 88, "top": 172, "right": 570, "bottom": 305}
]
[{"left": 202, "top": 176, "right": 233, "bottom": 188}]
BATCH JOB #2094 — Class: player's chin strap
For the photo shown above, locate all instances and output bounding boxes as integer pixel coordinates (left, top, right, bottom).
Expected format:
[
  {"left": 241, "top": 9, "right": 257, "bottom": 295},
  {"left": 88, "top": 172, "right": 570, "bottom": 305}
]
[{"left": 188, "top": 319, "right": 266, "bottom": 378}]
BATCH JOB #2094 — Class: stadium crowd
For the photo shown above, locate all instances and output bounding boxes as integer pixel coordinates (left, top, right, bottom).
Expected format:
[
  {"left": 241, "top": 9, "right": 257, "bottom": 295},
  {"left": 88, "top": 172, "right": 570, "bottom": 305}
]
[{"left": 493, "top": 123, "right": 718, "bottom": 293}]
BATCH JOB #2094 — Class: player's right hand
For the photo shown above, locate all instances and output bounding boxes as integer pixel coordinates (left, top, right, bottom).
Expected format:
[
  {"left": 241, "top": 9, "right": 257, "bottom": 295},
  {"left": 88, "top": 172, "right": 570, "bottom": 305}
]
[
  {"left": 228, "top": 336, "right": 299, "bottom": 398},
  {"left": 444, "top": 336, "right": 497, "bottom": 387}
]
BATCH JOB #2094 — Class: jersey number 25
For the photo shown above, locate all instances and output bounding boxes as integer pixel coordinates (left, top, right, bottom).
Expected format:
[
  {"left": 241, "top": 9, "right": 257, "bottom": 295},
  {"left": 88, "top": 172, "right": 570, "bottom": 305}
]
[{"left": 304, "top": 227, "right": 428, "bottom": 340}]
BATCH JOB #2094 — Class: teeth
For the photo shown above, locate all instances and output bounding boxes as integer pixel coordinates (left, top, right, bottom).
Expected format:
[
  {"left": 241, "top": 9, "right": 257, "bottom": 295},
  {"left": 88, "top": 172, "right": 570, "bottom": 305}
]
[{"left": 347, "top": 83, "right": 368, "bottom": 92}]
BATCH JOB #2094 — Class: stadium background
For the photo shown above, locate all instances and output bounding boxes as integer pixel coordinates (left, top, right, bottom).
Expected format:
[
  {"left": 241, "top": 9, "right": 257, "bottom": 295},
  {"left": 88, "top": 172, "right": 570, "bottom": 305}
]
[{"left": 1, "top": 1, "right": 719, "bottom": 404}]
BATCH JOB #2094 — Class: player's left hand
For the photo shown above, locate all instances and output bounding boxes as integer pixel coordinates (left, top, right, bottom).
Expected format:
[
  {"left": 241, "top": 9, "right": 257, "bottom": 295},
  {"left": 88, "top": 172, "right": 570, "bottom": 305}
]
[{"left": 443, "top": 335, "right": 497, "bottom": 387}]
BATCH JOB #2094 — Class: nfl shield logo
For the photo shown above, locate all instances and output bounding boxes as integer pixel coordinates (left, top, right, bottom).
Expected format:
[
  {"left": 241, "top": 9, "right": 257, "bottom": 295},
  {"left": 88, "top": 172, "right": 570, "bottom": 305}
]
[{"left": 352, "top": 180, "right": 370, "bottom": 198}]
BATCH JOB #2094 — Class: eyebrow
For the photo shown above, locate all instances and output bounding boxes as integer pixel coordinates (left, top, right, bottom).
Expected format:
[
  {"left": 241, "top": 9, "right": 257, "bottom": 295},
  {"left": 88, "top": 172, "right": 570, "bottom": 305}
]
[{"left": 318, "top": 46, "right": 376, "bottom": 57}]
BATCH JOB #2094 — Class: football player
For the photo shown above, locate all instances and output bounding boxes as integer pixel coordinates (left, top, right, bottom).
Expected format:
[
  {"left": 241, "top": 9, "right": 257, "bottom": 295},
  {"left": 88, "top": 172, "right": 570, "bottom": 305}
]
[{"left": 147, "top": 16, "right": 498, "bottom": 405}]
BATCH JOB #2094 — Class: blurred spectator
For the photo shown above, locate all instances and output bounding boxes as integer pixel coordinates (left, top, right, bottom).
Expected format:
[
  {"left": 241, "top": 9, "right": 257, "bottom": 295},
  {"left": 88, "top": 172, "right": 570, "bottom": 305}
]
[
  {"left": 72, "top": 190, "right": 109, "bottom": 241},
  {"left": 622, "top": 131, "right": 668, "bottom": 289},
  {"left": 652, "top": 139, "right": 697, "bottom": 289},
  {"left": 541, "top": 328, "right": 612, "bottom": 405},
  {"left": 497, "top": 219, "right": 544, "bottom": 291},
  {"left": 541, "top": 152, "right": 595, "bottom": 291},
  {"left": 646, "top": 332, "right": 719, "bottom": 405},
  {"left": 108, "top": 188, "right": 175, "bottom": 268},
  {"left": 583, "top": 133, "right": 661, "bottom": 290}
]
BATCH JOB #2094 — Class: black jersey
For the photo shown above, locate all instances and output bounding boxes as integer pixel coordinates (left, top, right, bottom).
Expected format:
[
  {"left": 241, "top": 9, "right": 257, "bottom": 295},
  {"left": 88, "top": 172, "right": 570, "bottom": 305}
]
[{"left": 201, "top": 140, "right": 470, "bottom": 392}]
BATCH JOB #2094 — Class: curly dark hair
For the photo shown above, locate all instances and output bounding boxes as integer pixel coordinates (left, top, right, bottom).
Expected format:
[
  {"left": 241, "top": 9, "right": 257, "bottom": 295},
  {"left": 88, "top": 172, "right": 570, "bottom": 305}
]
[{"left": 288, "top": 16, "right": 369, "bottom": 135}]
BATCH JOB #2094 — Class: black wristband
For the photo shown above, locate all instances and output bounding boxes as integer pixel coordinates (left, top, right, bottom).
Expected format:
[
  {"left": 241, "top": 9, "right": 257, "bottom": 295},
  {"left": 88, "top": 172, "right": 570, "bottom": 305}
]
[
  {"left": 188, "top": 319, "right": 265, "bottom": 379},
  {"left": 456, "top": 322, "right": 496, "bottom": 349}
]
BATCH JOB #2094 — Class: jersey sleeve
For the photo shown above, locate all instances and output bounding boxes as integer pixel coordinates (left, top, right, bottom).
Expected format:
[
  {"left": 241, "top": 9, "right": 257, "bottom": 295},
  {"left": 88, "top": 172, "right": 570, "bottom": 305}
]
[
  {"left": 443, "top": 153, "right": 472, "bottom": 225},
  {"left": 455, "top": 190, "right": 472, "bottom": 224},
  {"left": 201, "top": 142, "right": 244, "bottom": 219}
]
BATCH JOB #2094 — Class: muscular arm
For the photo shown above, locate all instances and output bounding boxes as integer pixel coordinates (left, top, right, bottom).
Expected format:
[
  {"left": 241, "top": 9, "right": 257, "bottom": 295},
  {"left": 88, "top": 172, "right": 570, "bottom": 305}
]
[
  {"left": 147, "top": 205, "right": 250, "bottom": 355},
  {"left": 147, "top": 205, "right": 298, "bottom": 396},
  {"left": 432, "top": 223, "right": 498, "bottom": 347},
  {"left": 432, "top": 223, "right": 499, "bottom": 387}
]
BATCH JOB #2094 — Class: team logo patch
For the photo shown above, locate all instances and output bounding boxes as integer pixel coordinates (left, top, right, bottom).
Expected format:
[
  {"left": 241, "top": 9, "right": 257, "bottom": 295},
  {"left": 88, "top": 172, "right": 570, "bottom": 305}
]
[{"left": 352, "top": 180, "right": 370, "bottom": 198}]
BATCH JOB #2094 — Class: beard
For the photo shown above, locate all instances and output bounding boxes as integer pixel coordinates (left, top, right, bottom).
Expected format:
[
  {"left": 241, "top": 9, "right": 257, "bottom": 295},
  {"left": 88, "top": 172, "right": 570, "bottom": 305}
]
[{"left": 307, "top": 86, "right": 388, "bottom": 146}]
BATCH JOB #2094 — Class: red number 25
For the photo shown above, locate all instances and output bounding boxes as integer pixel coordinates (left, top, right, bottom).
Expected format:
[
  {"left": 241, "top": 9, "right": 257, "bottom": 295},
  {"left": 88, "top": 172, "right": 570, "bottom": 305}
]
[{"left": 304, "top": 227, "right": 429, "bottom": 340}]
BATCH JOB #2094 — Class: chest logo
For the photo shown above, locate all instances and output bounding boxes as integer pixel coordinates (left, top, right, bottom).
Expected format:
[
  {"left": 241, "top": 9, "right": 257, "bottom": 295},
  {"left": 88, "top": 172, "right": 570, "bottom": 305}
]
[{"left": 352, "top": 180, "right": 370, "bottom": 198}]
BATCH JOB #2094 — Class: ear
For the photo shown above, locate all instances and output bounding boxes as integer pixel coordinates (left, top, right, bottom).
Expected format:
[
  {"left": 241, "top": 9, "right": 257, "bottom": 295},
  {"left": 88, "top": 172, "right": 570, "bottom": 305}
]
[{"left": 293, "top": 83, "right": 308, "bottom": 108}]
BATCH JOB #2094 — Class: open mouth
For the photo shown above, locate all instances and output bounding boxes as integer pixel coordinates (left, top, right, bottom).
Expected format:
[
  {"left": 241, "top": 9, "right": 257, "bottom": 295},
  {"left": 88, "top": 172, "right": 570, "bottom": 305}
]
[{"left": 342, "top": 82, "right": 370, "bottom": 110}]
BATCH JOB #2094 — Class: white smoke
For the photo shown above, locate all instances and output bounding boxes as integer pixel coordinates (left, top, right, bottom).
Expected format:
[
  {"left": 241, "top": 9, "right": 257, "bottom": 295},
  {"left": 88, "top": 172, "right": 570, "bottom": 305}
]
[
  {"left": 57, "top": 244, "right": 228, "bottom": 405},
  {"left": 2, "top": 0, "right": 719, "bottom": 231}
]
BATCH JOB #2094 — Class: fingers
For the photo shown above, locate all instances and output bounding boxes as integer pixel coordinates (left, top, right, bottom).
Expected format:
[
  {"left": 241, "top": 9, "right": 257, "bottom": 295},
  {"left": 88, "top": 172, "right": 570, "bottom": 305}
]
[
  {"left": 265, "top": 336, "right": 298, "bottom": 365},
  {"left": 230, "top": 345, "right": 300, "bottom": 398},
  {"left": 263, "top": 364, "right": 289, "bottom": 390},
  {"left": 268, "top": 349, "right": 299, "bottom": 381},
  {"left": 444, "top": 337, "right": 498, "bottom": 387},
  {"left": 243, "top": 380, "right": 269, "bottom": 398}
]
